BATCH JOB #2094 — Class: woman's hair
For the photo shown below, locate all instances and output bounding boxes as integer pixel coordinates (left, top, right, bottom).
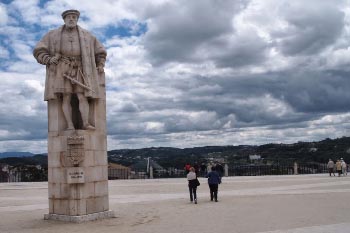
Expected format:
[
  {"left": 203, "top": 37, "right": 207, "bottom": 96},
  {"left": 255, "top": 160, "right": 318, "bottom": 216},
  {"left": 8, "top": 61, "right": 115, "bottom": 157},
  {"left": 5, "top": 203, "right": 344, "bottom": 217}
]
[{"left": 190, "top": 167, "right": 195, "bottom": 172}]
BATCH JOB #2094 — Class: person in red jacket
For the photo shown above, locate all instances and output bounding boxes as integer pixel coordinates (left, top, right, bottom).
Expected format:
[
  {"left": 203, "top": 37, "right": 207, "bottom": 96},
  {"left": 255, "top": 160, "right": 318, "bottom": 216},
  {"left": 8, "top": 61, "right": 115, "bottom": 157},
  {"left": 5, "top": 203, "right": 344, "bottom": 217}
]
[{"left": 184, "top": 163, "right": 191, "bottom": 174}]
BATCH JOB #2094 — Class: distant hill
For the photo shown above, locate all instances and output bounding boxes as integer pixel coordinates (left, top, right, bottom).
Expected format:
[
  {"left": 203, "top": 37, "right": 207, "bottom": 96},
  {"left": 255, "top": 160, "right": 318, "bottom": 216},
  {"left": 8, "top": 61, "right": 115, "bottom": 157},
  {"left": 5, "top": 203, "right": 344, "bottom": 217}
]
[
  {"left": 0, "top": 152, "right": 34, "bottom": 159},
  {"left": 0, "top": 154, "right": 47, "bottom": 166},
  {"left": 108, "top": 146, "right": 241, "bottom": 167},
  {"left": 2, "top": 137, "right": 350, "bottom": 168},
  {"left": 109, "top": 137, "right": 350, "bottom": 167}
]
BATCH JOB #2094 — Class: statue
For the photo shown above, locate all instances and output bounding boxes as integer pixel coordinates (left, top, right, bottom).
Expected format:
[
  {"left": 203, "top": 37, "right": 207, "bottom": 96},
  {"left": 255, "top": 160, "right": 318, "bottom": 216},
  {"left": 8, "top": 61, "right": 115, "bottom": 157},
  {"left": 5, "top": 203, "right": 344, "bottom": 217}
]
[
  {"left": 33, "top": 9, "right": 107, "bottom": 130},
  {"left": 34, "top": 10, "right": 113, "bottom": 222}
]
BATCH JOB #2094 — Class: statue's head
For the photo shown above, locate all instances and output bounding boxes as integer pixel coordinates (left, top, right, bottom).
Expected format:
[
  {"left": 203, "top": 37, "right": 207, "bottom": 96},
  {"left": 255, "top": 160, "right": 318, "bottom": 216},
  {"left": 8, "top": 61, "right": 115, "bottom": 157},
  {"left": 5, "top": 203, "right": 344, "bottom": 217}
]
[{"left": 62, "top": 9, "right": 80, "bottom": 29}]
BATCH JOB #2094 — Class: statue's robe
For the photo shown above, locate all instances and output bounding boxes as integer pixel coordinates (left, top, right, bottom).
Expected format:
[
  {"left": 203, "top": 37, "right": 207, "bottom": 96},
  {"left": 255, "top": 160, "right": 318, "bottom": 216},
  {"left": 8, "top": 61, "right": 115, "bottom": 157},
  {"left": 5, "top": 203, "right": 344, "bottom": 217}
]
[{"left": 33, "top": 25, "right": 106, "bottom": 101}]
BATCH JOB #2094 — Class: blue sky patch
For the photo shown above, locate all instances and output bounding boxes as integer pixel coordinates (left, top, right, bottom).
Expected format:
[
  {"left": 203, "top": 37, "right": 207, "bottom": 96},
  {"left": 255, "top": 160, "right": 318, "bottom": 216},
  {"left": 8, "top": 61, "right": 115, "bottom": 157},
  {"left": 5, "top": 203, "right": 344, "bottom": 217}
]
[{"left": 104, "top": 20, "right": 147, "bottom": 38}]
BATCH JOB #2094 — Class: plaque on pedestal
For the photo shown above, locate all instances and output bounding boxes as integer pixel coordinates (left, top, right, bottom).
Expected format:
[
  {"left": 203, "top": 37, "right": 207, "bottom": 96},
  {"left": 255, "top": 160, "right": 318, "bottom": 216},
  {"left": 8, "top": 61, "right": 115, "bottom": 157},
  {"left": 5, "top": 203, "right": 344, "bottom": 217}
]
[{"left": 67, "top": 167, "right": 85, "bottom": 184}]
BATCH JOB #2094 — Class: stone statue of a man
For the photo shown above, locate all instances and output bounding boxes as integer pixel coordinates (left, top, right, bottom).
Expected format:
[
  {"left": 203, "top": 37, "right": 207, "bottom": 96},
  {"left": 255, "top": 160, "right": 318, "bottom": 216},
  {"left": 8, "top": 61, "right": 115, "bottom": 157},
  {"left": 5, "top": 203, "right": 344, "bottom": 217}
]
[{"left": 33, "top": 9, "right": 107, "bottom": 130}]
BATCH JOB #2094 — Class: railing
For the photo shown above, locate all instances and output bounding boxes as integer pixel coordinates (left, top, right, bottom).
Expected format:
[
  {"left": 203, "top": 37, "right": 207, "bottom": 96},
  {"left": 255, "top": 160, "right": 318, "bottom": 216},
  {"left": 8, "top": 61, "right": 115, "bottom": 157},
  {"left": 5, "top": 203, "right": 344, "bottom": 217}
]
[
  {"left": 228, "top": 163, "right": 328, "bottom": 176},
  {"left": 152, "top": 169, "right": 186, "bottom": 178},
  {"left": 109, "top": 163, "right": 329, "bottom": 179},
  {"left": 298, "top": 163, "right": 328, "bottom": 174},
  {"left": 0, "top": 173, "right": 9, "bottom": 182},
  {"left": 0, "top": 163, "right": 330, "bottom": 182},
  {"left": 108, "top": 168, "right": 131, "bottom": 179},
  {"left": 228, "top": 164, "right": 294, "bottom": 176},
  {"left": 0, "top": 168, "right": 47, "bottom": 183},
  {"left": 108, "top": 168, "right": 187, "bottom": 179}
]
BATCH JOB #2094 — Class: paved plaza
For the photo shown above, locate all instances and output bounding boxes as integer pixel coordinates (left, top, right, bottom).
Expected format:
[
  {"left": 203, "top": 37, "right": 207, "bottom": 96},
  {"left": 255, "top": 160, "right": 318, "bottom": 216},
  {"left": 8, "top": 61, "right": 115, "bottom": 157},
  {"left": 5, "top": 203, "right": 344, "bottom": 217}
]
[{"left": 1, "top": 174, "right": 350, "bottom": 233}]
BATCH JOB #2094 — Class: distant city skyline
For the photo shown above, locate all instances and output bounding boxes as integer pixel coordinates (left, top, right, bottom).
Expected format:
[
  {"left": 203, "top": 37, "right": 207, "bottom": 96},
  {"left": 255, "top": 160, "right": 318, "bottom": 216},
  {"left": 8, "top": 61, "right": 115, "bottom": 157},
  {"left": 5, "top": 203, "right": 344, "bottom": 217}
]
[{"left": 1, "top": 0, "right": 350, "bottom": 153}]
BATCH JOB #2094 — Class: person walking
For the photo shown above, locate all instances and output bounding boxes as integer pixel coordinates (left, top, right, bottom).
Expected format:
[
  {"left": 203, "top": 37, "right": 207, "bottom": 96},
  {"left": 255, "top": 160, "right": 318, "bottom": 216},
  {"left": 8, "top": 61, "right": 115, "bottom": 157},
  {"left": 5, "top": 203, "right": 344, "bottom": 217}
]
[
  {"left": 341, "top": 158, "right": 347, "bottom": 176},
  {"left": 216, "top": 163, "right": 224, "bottom": 177},
  {"left": 206, "top": 166, "right": 221, "bottom": 202},
  {"left": 200, "top": 163, "right": 207, "bottom": 177},
  {"left": 187, "top": 167, "right": 200, "bottom": 204},
  {"left": 184, "top": 163, "right": 191, "bottom": 175},
  {"left": 327, "top": 159, "right": 335, "bottom": 176},
  {"left": 336, "top": 159, "right": 342, "bottom": 177}
]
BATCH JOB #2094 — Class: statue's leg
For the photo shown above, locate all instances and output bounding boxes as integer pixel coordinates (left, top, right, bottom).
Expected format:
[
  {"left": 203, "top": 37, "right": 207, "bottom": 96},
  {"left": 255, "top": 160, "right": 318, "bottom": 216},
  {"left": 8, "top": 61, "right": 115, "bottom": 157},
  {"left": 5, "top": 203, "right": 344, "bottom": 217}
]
[
  {"left": 62, "top": 94, "right": 74, "bottom": 130},
  {"left": 77, "top": 93, "right": 95, "bottom": 130}
]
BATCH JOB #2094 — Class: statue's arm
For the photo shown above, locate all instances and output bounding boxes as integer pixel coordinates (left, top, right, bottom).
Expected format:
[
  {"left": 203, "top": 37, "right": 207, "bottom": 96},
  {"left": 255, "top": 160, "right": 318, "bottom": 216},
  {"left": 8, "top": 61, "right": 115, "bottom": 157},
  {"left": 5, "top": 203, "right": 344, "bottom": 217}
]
[
  {"left": 33, "top": 33, "right": 58, "bottom": 65},
  {"left": 94, "top": 39, "right": 107, "bottom": 73}
]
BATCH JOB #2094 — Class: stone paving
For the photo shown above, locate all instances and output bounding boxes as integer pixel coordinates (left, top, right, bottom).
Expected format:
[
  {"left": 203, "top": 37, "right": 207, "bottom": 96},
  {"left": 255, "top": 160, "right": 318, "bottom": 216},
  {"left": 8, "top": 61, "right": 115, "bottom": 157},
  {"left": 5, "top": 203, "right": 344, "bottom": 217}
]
[{"left": 0, "top": 174, "right": 349, "bottom": 233}]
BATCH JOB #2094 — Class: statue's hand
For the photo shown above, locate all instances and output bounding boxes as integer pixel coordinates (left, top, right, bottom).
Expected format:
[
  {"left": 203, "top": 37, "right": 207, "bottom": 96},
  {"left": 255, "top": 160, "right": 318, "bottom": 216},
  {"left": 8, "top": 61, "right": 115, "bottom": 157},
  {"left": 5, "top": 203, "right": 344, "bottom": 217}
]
[{"left": 97, "top": 65, "right": 104, "bottom": 73}]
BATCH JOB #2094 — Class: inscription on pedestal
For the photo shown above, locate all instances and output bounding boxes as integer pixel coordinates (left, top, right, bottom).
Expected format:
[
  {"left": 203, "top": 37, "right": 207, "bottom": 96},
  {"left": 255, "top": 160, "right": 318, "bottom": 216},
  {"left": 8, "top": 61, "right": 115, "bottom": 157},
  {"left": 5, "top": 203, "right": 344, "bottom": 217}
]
[{"left": 67, "top": 167, "right": 85, "bottom": 184}]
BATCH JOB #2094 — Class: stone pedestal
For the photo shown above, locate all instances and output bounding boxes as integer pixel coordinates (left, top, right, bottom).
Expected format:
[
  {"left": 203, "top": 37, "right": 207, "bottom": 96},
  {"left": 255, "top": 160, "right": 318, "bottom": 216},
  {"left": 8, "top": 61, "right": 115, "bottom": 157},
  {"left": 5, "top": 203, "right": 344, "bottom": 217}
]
[
  {"left": 45, "top": 73, "right": 114, "bottom": 222},
  {"left": 44, "top": 210, "right": 115, "bottom": 223}
]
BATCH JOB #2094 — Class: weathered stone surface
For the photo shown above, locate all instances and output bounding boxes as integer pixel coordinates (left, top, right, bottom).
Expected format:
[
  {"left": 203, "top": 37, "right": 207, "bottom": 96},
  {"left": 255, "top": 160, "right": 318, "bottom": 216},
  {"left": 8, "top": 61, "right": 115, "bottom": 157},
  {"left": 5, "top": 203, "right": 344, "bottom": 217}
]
[
  {"left": 47, "top": 152, "right": 61, "bottom": 168},
  {"left": 94, "top": 150, "right": 108, "bottom": 166},
  {"left": 86, "top": 196, "right": 109, "bottom": 214},
  {"left": 81, "top": 150, "right": 95, "bottom": 167},
  {"left": 44, "top": 210, "right": 115, "bottom": 223},
  {"left": 94, "top": 180, "right": 109, "bottom": 196}
]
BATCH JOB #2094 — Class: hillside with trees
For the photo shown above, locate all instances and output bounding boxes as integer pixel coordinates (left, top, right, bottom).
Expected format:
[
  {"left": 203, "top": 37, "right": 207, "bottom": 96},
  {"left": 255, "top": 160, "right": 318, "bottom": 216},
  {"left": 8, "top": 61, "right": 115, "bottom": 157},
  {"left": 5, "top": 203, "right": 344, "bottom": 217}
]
[
  {"left": 108, "top": 137, "right": 350, "bottom": 168},
  {"left": 1, "top": 137, "right": 350, "bottom": 168}
]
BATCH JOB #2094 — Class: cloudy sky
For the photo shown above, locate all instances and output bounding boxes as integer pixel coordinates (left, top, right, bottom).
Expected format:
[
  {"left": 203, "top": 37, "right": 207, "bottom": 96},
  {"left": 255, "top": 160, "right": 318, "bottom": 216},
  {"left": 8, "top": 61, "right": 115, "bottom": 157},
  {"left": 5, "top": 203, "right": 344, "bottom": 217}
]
[{"left": 1, "top": 0, "right": 350, "bottom": 153}]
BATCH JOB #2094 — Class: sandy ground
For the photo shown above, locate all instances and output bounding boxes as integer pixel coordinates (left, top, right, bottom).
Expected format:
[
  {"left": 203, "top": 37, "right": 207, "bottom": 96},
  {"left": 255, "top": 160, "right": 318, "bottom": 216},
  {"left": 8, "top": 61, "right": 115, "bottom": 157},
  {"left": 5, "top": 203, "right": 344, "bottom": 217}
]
[{"left": 1, "top": 174, "right": 350, "bottom": 233}]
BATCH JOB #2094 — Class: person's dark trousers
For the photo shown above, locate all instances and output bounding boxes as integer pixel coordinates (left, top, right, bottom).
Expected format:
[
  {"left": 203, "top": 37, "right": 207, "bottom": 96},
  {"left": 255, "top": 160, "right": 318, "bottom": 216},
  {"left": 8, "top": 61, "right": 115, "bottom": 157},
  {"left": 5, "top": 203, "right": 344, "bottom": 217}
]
[
  {"left": 189, "top": 186, "right": 197, "bottom": 202},
  {"left": 209, "top": 184, "right": 218, "bottom": 201},
  {"left": 338, "top": 170, "right": 342, "bottom": 176}
]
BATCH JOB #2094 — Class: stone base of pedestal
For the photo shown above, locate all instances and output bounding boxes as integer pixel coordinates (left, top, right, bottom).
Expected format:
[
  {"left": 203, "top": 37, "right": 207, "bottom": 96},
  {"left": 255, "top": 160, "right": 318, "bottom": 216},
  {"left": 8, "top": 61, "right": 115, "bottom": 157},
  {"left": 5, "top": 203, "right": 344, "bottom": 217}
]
[{"left": 44, "top": 210, "right": 115, "bottom": 223}]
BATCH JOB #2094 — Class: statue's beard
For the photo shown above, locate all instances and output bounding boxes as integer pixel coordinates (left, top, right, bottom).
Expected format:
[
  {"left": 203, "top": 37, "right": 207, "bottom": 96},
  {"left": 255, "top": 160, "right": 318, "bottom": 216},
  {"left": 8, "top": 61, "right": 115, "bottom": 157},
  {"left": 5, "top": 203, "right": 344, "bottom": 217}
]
[{"left": 66, "top": 22, "right": 77, "bottom": 29}]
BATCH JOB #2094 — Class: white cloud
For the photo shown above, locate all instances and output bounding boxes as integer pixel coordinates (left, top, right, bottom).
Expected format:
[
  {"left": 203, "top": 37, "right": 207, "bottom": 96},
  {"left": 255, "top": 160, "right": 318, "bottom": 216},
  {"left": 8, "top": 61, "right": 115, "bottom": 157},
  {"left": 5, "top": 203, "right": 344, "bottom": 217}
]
[
  {"left": 145, "top": 122, "right": 165, "bottom": 133},
  {"left": 0, "top": 72, "right": 45, "bottom": 117},
  {"left": 37, "top": 0, "right": 144, "bottom": 29},
  {"left": 24, "top": 79, "right": 45, "bottom": 93},
  {"left": 325, "top": 47, "right": 350, "bottom": 68},
  {"left": 0, "top": 45, "right": 9, "bottom": 58},
  {"left": 0, "top": 139, "right": 47, "bottom": 153},
  {"left": 105, "top": 36, "right": 152, "bottom": 83},
  {"left": 0, "top": 3, "right": 8, "bottom": 26},
  {"left": 0, "top": 26, "right": 26, "bottom": 38},
  {"left": 11, "top": 0, "right": 41, "bottom": 24},
  {"left": 0, "top": 129, "right": 30, "bottom": 140},
  {"left": 1, "top": 0, "right": 350, "bottom": 152}
]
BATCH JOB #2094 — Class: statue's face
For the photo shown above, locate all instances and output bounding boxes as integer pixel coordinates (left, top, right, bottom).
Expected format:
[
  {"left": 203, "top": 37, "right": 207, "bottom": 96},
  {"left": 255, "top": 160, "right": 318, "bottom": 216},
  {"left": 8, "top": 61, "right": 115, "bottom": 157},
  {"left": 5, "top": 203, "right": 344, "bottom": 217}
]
[{"left": 64, "top": 14, "right": 78, "bottom": 29}]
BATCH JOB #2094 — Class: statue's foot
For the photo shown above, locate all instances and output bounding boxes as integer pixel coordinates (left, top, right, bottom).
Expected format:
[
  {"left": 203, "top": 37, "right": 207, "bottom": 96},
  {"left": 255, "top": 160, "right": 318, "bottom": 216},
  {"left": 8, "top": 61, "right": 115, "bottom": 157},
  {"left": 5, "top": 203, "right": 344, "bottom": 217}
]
[
  {"left": 84, "top": 124, "right": 95, "bottom": 130},
  {"left": 66, "top": 125, "right": 75, "bottom": 130}
]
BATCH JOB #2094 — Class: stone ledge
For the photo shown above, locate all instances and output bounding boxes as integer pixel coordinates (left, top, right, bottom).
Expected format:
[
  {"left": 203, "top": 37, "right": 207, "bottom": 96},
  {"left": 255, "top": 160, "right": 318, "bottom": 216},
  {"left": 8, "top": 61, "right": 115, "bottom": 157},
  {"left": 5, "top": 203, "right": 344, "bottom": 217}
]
[{"left": 44, "top": 210, "right": 115, "bottom": 223}]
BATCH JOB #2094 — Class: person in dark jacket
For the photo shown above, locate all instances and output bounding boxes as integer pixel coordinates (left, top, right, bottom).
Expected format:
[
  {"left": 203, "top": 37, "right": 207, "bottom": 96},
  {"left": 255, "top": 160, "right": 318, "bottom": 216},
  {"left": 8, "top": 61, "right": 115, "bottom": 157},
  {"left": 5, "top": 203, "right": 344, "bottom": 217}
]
[
  {"left": 216, "top": 163, "right": 224, "bottom": 177},
  {"left": 206, "top": 166, "right": 221, "bottom": 202},
  {"left": 187, "top": 167, "right": 199, "bottom": 204}
]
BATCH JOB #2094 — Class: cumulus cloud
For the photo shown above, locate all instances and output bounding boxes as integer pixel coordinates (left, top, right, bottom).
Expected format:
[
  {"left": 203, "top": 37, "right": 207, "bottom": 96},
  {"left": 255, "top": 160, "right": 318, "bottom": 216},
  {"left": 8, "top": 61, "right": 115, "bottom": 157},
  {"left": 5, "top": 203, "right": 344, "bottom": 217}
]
[
  {"left": 0, "top": 4, "right": 8, "bottom": 26},
  {"left": 0, "top": 0, "right": 350, "bottom": 153},
  {"left": 143, "top": 0, "right": 245, "bottom": 64},
  {"left": 0, "top": 45, "right": 9, "bottom": 58},
  {"left": 10, "top": 0, "right": 41, "bottom": 24},
  {"left": 277, "top": 1, "right": 345, "bottom": 56}
]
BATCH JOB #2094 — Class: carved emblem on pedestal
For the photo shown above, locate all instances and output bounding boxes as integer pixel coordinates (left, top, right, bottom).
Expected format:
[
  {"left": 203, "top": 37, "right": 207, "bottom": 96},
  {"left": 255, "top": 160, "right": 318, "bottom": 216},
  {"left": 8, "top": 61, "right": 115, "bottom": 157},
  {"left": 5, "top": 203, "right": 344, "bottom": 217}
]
[{"left": 66, "top": 136, "right": 85, "bottom": 166}]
